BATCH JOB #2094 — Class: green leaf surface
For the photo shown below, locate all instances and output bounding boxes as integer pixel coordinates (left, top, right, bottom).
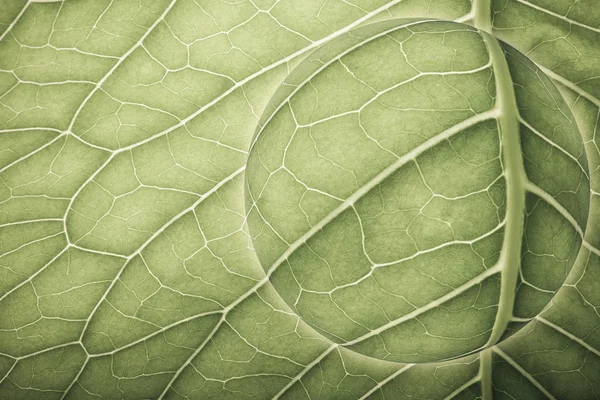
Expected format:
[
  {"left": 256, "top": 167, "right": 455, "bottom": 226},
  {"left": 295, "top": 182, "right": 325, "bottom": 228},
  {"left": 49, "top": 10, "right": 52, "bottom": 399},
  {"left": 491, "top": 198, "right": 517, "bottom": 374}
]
[
  {"left": 0, "top": 0, "right": 598, "bottom": 399},
  {"left": 245, "top": 17, "right": 589, "bottom": 364}
]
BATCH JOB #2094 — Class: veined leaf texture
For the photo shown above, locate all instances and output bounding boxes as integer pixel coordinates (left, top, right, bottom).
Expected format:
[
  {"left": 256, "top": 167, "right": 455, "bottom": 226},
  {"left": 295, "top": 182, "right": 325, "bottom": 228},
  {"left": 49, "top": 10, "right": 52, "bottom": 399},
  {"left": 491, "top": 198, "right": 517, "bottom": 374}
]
[{"left": 0, "top": 0, "right": 598, "bottom": 399}]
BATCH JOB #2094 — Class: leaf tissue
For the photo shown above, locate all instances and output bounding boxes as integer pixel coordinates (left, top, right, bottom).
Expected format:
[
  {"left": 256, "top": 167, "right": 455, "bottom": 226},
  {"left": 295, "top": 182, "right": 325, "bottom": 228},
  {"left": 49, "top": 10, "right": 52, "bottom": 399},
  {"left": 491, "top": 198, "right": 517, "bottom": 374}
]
[
  {"left": 246, "top": 19, "right": 589, "bottom": 363},
  {"left": 0, "top": 0, "right": 599, "bottom": 399}
]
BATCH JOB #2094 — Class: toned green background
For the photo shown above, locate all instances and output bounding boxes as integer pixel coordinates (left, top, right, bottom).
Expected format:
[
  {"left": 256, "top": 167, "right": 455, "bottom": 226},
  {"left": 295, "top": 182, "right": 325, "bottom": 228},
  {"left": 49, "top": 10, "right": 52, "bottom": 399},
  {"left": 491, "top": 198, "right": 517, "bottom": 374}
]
[{"left": 0, "top": 0, "right": 598, "bottom": 399}]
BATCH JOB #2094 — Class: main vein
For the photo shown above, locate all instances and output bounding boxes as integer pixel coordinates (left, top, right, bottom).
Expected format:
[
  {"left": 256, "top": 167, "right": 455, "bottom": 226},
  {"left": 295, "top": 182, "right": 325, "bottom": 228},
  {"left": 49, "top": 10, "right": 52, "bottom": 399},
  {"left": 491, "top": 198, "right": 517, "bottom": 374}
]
[{"left": 481, "top": 33, "right": 526, "bottom": 348}]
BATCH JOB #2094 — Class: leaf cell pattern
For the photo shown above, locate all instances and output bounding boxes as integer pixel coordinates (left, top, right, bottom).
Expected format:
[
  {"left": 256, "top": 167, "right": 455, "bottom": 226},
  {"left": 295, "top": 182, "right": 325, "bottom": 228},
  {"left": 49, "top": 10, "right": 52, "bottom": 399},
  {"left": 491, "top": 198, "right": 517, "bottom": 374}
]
[
  {"left": 245, "top": 19, "right": 589, "bottom": 363},
  {"left": 0, "top": 0, "right": 598, "bottom": 399}
]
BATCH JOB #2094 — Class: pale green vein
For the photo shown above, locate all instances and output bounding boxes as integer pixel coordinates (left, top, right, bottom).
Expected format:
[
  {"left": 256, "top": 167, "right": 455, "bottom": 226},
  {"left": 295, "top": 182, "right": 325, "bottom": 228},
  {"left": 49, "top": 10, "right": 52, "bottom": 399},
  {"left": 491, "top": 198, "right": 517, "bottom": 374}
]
[
  {"left": 148, "top": 110, "right": 497, "bottom": 398},
  {"left": 343, "top": 262, "right": 502, "bottom": 347},
  {"left": 272, "top": 344, "right": 338, "bottom": 399},
  {"left": 77, "top": 166, "right": 246, "bottom": 340},
  {"left": 536, "top": 316, "right": 600, "bottom": 357},
  {"left": 65, "top": 0, "right": 180, "bottom": 134},
  {"left": 443, "top": 375, "right": 481, "bottom": 400},
  {"left": 358, "top": 363, "right": 415, "bottom": 399},
  {"left": 480, "top": 349, "right": 493, "bottom": 400},
  {"left": 540, "top": 66, "right": 600, "bottom": 108},
  {"left": 513, "top": 0, "right": 600, "bottom": 35},
  {"left": 524, "top": 180, "right": 600, "bottom": 256},
  {"left": 483, "top": 33, "right": 526, "bottom": 347},
  {"left": 519, "top": 117, "right": 589, "bottom": 177},
  {"left": 254, "top": 109, "right": 498, "bottom": 286},
  {"left": 493, "top": 347, "right": 557, "bottom": 400},
  {"left": 156, "top": 316, "right": 226, "bottom": 400},
  {"left": 473, "top": 0, "right": 492, "bottom": 32},
  {"left": 0, "top": 1, "right": 29, "bottom": 42}
]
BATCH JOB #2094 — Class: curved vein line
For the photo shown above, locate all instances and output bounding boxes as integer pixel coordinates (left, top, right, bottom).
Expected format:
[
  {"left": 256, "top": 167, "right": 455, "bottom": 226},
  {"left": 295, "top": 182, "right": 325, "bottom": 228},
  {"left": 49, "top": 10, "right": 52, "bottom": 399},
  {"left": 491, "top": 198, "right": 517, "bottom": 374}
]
[
  {"left": 144, "top": 111, "right": 494, "bottom": 398},
  {"left": 539, "top": 66, "right": 600, "bottom": 108},
  {"left": 63, "top": 152, "right": 115, "bottom": 241},
  {"left": 292, "top": 61, "right": 493, "bottom": 130},
  {"left": 0, "top": 360, "right": 17, "bottom": 385},
  {"left": 358, "top": 363, "right": 415, "bottom": 400},
  {"left": 58, "top": 168, "right": 245, "bottom": 398},
  {"left": 0, "top": 231, "right": 64, "bottom": 258},
  {"left": 483, "top": 33, "right": 526, "bottom": 347},
  {"left": 512, "top": 0, "right": 600, "bottom": 35},
  {"left": 524, "top": 180, "right": 600, "bottom": 257},
  {"left": 89, "top": 310, "right": 224, "bottom": 358},
  {"left": 105, "top": 4, "right": 448, "bottom": 154},
  {"left": 0, "top": 218, "right": 63, "bottom": 228},
  {"left": 519, "top": 117, "right": 589, "bottom": 178},
  {"left": 480, "top": 348, "right": 493, "bottom": 400},
  {"left": 272, "top": 344, "right": 338, "bottom": 399},
  {"left": 262, "top": 109, "right": 498, "bottom": 283},
  {"left": 13, "top": 341, "right": 83, "bottom": 361},
  {"left": 301, "top": 220, "right": 506, "bottom": 295},
  {"left": 68, "top": 243, "right": 127, "bottom": 259},
  {"left": 0, "top": 132, "right": 66, "bottom": 175},
  {"left": 536, "top": 316, "right": 600, "bottom": 357},
  {"left": 0, "top": 1, "right": 29, "bottom": 42},
  {"left": 443, "top": 375, "right": 481, "bottom": 400},
  {"left": 249, "top": 18, "right": 453, "bottom": 152},
  {"left": 493, "top": 347, "right": 557, "bottom": 400},
  {"left": 65, "top": 0, "right": 179, "bottom": 133},
  {"left": 77, "top": 166, "right": 245, "bottom": 339},
  {"left": 157, "top": 317, "right": 225, "bottom": 400},
  {"left": 342, "top": 263, "right": 502, "bottom": 347},
  {"left": 134, "top": 24, "right": 427, "bottom": 155},
  {"left": 524, "top": 181, "right": 584, "bottom": 236},
  {"left": 0, "top": 246, "right": 68, "bottom": 303},
  {"left": 59, "top": 358, "right": 89, "bottom": 400},
  {"left": 372, "top": 221, "right": 505, "bottom": 268}
]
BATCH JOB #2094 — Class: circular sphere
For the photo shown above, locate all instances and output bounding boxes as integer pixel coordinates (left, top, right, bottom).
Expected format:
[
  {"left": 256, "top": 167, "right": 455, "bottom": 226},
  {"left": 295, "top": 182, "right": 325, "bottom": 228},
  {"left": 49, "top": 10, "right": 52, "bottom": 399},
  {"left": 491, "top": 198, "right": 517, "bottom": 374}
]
[{"left": 245, "top": 19, "right": 589, "bottom": 363}]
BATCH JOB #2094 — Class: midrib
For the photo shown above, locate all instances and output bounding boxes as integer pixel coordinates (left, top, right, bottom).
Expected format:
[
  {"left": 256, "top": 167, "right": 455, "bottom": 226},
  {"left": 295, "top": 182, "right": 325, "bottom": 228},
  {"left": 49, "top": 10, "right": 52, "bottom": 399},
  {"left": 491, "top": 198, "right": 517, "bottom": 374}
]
[
  {"left": 471, "top": 5, "right": 525, "bottom": 400},
  {"left": 481, "top": 35, "right": 526, "bottom": 346},
  {"left": 472, "top": 0, "right": 492, "bottom": 31}
]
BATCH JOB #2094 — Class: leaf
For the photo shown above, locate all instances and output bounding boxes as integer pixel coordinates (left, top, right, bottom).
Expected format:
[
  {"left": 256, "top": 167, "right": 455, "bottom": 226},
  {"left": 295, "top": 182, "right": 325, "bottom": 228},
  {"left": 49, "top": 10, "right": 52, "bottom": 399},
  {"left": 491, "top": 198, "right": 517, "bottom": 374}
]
[
  {"left": 245, "top": 18, "right": 589, "bottom": 363},
  {"left": 481, "top": 1, "right": 600, "bottom": 399},
  {"left": 0, "top": 1, "right": 598, "bottom": 400}
]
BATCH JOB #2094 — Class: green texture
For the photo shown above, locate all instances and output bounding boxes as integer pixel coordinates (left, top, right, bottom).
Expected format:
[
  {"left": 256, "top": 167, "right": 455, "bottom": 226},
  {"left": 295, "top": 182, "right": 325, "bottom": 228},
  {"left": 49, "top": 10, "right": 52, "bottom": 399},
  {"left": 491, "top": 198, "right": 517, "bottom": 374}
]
[
  {"left": 246, "top": 19, "right": 587, "bottom": 363},
  {"left": 0, "top": 0, "right": 598, "bottom": 399}
]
